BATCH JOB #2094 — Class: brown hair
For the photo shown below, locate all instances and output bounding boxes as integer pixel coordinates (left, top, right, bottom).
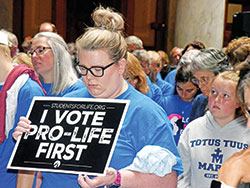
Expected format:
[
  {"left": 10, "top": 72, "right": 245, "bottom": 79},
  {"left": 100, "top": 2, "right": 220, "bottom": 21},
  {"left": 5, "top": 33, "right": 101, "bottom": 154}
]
[
  {"left": 225, "top": 36, "right": 250, "bottom": 66},
  {"left": 125, "top": 52, "right": 149, "bottom": 94},
  {"left": 236, "top": 62, "right": 250, "bottom": 106}
]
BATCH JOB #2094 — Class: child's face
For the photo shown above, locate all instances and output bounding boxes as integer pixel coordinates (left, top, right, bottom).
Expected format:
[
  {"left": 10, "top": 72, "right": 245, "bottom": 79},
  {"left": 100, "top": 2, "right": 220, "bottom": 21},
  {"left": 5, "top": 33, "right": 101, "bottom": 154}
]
[{"left": 208, "top": 76, "right": 240, "bottom": 126}]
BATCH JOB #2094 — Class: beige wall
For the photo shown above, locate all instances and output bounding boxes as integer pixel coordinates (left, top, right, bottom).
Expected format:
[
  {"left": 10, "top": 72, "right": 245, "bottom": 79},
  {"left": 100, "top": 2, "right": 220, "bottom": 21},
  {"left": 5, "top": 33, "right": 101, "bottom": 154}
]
[
  {"left": 175, "top": 0, "right": 225, "bottom": 49},
  {"left": 0, "top": 0, "right": 13, "bottom": 31}
]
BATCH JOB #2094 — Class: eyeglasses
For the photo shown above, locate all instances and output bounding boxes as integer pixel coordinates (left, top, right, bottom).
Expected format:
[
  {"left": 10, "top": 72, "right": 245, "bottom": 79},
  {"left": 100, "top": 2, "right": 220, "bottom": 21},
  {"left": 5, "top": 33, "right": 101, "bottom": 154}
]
[
  {"left": 192, "top": 76, "right": 211, "bottom": 85},
  {"left": 27, "top": 46, "right": 51, "bottom": 56},
  {"left": 76, "top": 61, "right": 116, "bottom": 77}
]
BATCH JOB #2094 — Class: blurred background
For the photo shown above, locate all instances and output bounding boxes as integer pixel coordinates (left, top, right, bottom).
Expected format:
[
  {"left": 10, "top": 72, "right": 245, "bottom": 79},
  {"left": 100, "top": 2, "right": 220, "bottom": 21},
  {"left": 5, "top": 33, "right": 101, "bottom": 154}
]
[{"left": 0, "top": 0, "right": 250, "bottom": 53}]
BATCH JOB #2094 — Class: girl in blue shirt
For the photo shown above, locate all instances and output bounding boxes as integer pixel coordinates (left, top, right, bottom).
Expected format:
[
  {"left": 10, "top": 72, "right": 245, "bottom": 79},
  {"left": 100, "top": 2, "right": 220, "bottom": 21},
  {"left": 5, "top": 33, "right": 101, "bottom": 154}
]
[{"left": 162, "top": 63, "right": 200, "bottom": 144}]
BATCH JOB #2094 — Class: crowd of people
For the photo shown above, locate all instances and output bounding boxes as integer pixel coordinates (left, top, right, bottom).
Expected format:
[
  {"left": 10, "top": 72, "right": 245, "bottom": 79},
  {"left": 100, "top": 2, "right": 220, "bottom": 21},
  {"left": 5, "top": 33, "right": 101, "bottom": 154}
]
[{"left": 0, "top": 5, "right": 249, "bottom": 188}]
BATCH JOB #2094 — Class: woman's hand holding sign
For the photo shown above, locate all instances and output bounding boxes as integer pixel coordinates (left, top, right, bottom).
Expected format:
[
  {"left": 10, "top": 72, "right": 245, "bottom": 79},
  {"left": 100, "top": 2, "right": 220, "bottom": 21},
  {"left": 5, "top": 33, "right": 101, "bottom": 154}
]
[
  {"left": 13, "top": 116, "right": 31, "bottom": 141},
  {"left": 78, "top": 168, "right": 117, "bottom": 188}
]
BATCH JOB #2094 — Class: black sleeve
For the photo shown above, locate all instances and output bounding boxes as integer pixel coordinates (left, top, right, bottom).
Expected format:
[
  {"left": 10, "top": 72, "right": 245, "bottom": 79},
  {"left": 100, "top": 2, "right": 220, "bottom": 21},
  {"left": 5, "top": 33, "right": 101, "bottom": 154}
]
[{"left": 210, "top": 180, "right": 222, "bottom": 188}]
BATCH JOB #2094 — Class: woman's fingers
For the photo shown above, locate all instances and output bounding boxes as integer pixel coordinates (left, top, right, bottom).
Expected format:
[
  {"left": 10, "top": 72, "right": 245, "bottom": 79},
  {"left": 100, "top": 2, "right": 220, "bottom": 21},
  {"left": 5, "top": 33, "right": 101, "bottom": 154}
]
[
  {"left": 78, "top": 174, "right": 91, "bottom": 188},
  {"left": 12, "top": 117, "right": 32, "bottom": 141}
]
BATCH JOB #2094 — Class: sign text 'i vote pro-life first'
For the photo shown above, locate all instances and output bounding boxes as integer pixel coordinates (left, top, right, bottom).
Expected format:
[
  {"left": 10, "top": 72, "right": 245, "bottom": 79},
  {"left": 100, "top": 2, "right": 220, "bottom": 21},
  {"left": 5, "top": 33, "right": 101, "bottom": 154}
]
[{"left": 8, "top": 97, "right": 129, "bottom": 176}]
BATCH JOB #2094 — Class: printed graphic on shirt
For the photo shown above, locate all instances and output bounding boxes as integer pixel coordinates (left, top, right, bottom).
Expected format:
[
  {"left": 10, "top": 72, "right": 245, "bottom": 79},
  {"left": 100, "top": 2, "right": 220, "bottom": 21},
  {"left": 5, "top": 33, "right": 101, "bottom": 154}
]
[
  {"left": 168, "top": 114, "right": 189, "bottom": 135},
  {"left": 190, "top": 138, "right": 248, "bottom": 179}
]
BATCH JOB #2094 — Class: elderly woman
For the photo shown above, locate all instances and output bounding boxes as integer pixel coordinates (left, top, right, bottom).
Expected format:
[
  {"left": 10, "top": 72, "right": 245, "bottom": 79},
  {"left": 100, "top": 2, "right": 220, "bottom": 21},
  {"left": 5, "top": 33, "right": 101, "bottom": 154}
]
[{"left": 189, "top": 48, "right": 233, "bottom": 122}]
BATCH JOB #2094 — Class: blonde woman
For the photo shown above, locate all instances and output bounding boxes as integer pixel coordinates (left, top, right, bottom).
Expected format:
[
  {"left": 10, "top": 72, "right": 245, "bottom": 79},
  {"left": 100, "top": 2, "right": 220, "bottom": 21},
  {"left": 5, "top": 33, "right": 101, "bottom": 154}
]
[{"left": 14, "top": 6, "right": 183, "bottom": 188}]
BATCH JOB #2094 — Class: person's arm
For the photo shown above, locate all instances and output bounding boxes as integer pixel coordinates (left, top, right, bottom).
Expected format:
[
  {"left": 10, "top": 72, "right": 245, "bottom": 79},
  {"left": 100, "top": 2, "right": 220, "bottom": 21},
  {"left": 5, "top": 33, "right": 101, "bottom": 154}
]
[
  {"left": 119, "top": 169, "right": 177, "bottom": 188},
  {"left": 14, "top": 117, "right": 37, "bottom": 188},
  {"left": 217, "top": 147, "right": 250, "bottom": 187},
  {"left": 78, "top": 145, "right": 178, "bottom": 188},
  {"left": 78, "top": 168, "right": 177, "bottom": 188},
  {"left": 16, "top": 170, "right": 35, "bottom": 188},
  {"left": 35, "top": 171, "right": 43, "bottom": 188}
]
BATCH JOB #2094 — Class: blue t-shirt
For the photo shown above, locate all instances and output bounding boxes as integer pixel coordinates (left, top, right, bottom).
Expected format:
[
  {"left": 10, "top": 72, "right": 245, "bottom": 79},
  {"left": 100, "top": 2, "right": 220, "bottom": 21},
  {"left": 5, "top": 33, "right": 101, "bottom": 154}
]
[
  {"left": 42, "top": 79, "right": 85, "bottom": 96},
  {"left": 39, "top": 84, "right": 183, "bottom": 188},
  {"left": 157, "top": 72, "right": 163, "bottom": 81},
  {"left": 0, "top": 78, "right": 45, "bottom": 188},
  {"left": 145, "top": 76, "right": 165, "bottom": 107},
  {"left": 189, "top": 94, "right": 208, "bottom": 123},
  {"left": 164, "top": 69, "right": 177, "bottom": 87},
  {"left": 156, "top": 77, "right": 174, "bottom": 97},
  {"left": 162, "top": 95, "right": 193, "bottom": 144},
  {"left": 30, "top": 79, "right": 85, "bottom": 187}
]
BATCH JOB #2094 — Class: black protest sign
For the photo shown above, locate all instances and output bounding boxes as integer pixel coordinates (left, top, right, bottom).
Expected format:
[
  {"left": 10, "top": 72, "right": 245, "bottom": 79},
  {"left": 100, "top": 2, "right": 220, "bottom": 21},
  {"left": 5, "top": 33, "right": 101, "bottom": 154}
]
[{"left": 8, "top": 97, "right": 129, "bottom": 176}]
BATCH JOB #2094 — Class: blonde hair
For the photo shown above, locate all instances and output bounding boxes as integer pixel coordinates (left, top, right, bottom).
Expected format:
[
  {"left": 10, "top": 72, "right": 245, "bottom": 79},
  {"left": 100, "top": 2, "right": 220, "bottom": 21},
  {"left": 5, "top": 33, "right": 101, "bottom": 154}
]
[
  {"left": 215, "top": 71, "right": 242, "bottom": 117},
  {"left": 12, "top": 52, "right": 33, "bottom": 68},
  {"left": 217, "top": 71, "right": 239, "bottom": 84},
  {"left": 0, "top": 44, "right": 11, "bottom": 61},
  {"left": 126, "top": 52, "right": 149, "bottom": 94},
  {"left": 148, "top": 50, "right": 162, "bottom": 67},
  {"left": 76, "top": 6, "right": 127, "bottom": 62},
  {"left": 158, "top": 50, "right": 170, "bottom": 67}
]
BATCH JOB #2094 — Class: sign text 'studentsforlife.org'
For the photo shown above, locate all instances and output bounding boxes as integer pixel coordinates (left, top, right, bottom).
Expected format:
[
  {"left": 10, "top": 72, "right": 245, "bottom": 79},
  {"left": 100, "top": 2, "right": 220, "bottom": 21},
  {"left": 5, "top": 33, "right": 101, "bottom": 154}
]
[{"left": 8, "top": 96, "right": 129, "bottom": 176}]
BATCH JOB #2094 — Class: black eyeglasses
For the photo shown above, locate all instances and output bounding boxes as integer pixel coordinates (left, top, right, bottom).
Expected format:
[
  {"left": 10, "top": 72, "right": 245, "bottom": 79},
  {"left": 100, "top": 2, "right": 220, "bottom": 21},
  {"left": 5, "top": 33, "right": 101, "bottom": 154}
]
[
  {"left": 27, "top": 46, "right": 51, "bottom": 56},
  {"left": 76, "top": 61, "right": 116, "bottom": 77}
]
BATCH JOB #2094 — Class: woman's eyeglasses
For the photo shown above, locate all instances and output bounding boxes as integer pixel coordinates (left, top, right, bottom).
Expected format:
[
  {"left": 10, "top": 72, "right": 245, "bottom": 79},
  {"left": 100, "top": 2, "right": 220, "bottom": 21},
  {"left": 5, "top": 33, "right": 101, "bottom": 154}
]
[
  {"left": 76, "top": 61, "right": 116, "bottom": 77},
  {"left": 192, "top": 76, "right": 211, "bottom": 85},
  {"left": 27, "top": 46, "right": 51, "bottom": 56}
]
